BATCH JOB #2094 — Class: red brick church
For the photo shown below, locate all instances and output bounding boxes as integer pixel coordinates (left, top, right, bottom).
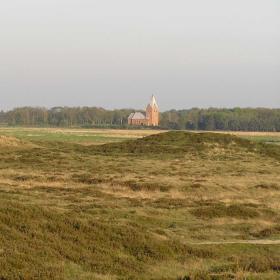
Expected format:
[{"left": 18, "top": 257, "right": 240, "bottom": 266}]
[{"left": 128, "top": 95, "right": 159, "bottom": 126}]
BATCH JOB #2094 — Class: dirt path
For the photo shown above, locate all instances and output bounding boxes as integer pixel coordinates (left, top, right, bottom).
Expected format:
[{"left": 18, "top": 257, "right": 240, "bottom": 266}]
[{"left": 192, "top": 240, "right": 280, "bottom": 245}]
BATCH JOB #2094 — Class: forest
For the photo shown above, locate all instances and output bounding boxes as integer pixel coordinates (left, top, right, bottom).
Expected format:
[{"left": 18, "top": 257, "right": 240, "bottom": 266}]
[{"left": 0, "top": 107, "right": 280, "bottom": 131}]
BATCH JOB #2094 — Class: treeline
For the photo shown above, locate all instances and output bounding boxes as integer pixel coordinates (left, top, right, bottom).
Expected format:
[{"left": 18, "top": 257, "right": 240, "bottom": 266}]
[
  {"left": 0, "top": 107, "right": 134, "bottom": 127},
  {"left": 0, "top": 107, "right": 280, "bottom": 131},
  {"left": 161, "top": 108, "right": 280, "bottom": 131}
]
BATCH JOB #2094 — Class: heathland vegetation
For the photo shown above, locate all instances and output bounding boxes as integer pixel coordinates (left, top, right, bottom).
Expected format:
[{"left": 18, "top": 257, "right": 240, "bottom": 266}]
[
  {"left": 0, "top": 129, "right": 280, "bottom": 279},
  {"left": 1, "top": 107, "right": 280, "bottom": 131}
]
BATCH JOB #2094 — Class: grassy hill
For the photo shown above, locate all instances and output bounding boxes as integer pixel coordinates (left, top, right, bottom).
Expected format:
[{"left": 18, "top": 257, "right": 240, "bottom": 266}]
[
  {"left": 93, "top": 131, "right": 280, "bottom": 158},
  {"left": 0, "top": 131, "right": 280, "bottom": 279}
]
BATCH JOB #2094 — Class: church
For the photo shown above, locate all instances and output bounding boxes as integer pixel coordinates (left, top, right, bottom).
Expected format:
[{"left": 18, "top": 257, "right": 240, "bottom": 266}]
[{"left": 128, "top": 95, "right": 159, "bottom": 126}]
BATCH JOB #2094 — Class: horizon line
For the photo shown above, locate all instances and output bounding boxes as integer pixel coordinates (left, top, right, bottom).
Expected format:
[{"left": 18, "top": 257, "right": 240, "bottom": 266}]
[{"left": 1, "top": 105, "right": 280, "bottom": 113}]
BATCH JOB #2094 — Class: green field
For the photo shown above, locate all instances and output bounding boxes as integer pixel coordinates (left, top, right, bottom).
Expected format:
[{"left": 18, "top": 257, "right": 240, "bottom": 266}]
[
  {"left": 0, "top": 127, "right": 280, "bottom": 145},
  {"left": 243, "top": 136, "right": 280, "bottom": 145},
  {"left": 0, "top": 129, "right": 280, "bottom": 279},
  {"left": 0, "top": 127, "right": 161, "bottom": 144}
]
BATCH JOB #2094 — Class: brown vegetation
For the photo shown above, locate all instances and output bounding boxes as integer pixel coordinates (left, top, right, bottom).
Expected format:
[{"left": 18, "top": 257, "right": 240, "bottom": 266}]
[{"left": 0, "top": 131, "right": 279, "bottom": 279}]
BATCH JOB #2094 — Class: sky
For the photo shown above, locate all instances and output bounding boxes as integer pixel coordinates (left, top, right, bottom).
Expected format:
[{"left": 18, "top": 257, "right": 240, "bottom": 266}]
[{"left": 0, "top": 0, "right": 279, "bottom": 111}]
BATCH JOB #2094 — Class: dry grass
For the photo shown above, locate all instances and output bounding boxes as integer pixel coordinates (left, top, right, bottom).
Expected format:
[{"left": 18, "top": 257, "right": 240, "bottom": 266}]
[
  {"left": 0, "top": 127, "right": 164, "bottom": 139},
  {"left": 0, "top": 131, "right": 280, "bottom": 279},
  {"left": 0, "top": 135, "right": 23, "bottom": 147}
]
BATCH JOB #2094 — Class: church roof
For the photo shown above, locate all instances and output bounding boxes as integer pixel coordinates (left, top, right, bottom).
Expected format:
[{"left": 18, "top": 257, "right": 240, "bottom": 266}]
[
  {"left": 128, "top": 113, "right": 134, "bottom": 119},
  {"left": 128, "top": 112, "right": 146, "bottom": 120}
]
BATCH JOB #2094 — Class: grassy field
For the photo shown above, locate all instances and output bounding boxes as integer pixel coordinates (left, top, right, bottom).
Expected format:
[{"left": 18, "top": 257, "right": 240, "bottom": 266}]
[
  {"left": 0, "top": 127, "right": 280, "bottom": 145},
  {"left": 0, "top": 127, "right": 163, "bottom": 144},
  {"left": 222, "top": 131, "right": 280, "bottom": 146},
  {"left": 0, "top": 128, "right": 280, "bottom": 279}
]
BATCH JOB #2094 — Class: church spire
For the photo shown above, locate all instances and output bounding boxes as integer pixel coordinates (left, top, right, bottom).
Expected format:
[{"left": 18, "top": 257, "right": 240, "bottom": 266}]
[{"left": 150, "top": 95, "right": 158, "bottom": 108}]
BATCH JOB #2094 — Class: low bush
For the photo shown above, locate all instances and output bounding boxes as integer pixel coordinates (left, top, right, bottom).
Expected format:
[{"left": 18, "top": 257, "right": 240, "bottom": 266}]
[{"left": 190, "top": 203, "right": 259, "bottom": 220}]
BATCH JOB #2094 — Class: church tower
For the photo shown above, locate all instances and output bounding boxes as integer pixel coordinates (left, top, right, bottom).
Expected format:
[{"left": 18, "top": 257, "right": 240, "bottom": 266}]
[{"left": 146, "top": 95, "right": 159, "bottom": 126}]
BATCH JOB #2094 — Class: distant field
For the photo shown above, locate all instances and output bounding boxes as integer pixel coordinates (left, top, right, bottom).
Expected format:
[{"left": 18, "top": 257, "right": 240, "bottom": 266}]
[
  {"left": 0, "top": 127, "right": 164, "bottom": 144},
  {"left": 224, "top": 131, "right": 280, "bottom": 145},
  {"left": 0, "top": 127, "right": 280, "bottom": 145}
]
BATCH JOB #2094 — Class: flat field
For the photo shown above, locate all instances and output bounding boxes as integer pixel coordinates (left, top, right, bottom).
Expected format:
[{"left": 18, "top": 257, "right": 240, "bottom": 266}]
[
  {"left": 0, "top": 127, "right": 280, "bottom": 145},
  {"left": 0, "top": 128, "right": 280, "bottom": 279},
  {"left": 0, "top": 127, "right": 164, "bottom": 144},
  {"left": 219, "top": 131, "right": 280, "bottom": 145}
]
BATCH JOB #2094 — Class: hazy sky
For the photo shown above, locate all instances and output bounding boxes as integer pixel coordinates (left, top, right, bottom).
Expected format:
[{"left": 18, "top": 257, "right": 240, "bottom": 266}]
[{"left": 0, "top": 0, "right": 279, "bottom": 111}]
